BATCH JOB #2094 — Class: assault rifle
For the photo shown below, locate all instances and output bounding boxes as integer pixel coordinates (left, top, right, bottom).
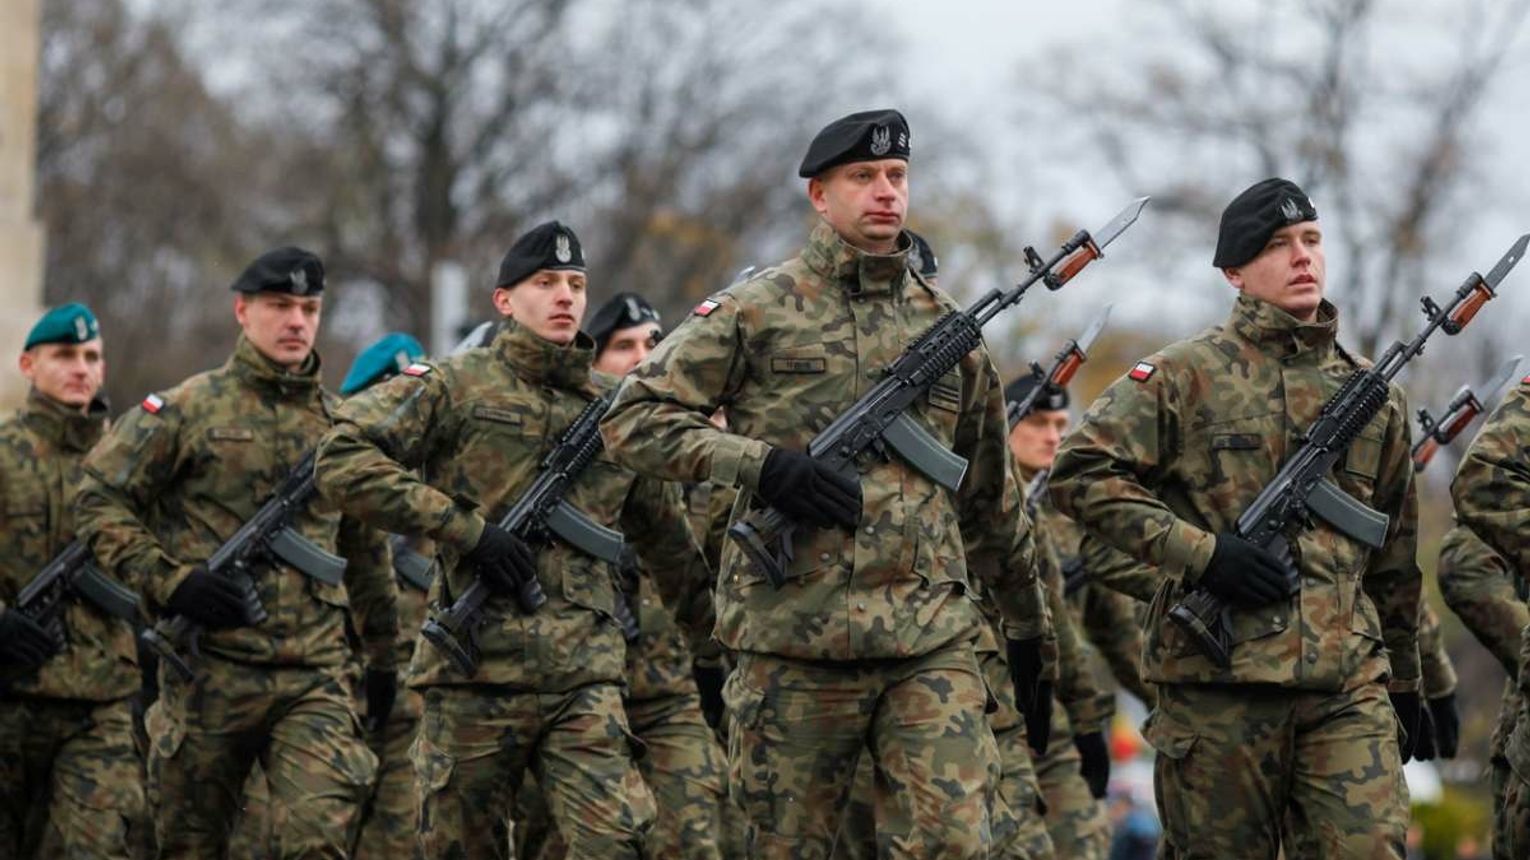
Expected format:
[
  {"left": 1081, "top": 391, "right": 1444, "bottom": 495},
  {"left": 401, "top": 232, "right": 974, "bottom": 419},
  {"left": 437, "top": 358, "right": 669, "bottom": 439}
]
[
  {"left": 143, "top": 450, "right": 348, "bottom": 681},
  {"left": 1411, "top": 354, "right": 1522, "bottom": 472},
  {"left": 422, "top": 393, "right": 626, "bottom": 675},
  {"left": 1008, "top": 304, "right": 1113, "bottom": 430},
  {"left": 1169, "top": 234, "right": 1529, "bottom": 667},
  {"left": 730, "top": 198, "right": 1150, "bottom": 587},
  {"left": 2, "top": 541, "right": 140, "bottom": 679}
]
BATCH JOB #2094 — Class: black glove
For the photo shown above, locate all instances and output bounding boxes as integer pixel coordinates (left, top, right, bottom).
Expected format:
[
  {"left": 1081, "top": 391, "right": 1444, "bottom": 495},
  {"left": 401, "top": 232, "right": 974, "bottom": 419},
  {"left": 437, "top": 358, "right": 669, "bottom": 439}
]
[
  {"left": 1412, "top": 699, "right": 1437, "bottom": 761},
  {"left": 757, "top": 448, "right": 860, "bottom": 529},
  {"left": 464, "top": 524, "right": 539, "bottom": 600},
  {"left": 166, "top": 567, "right": 264, "bottom": 630},
  {"left": 1389, "top": 691, "right": 1422, "bottom": 763},
  {"left": 1428, "top": 693, "right": 1460, "bottom": 759},
  {"left": 1198, "top": 533, "right": 1292, "bottom": 607},
  {"left": 363, "top": 667, "right": 398, "bottom": 734},
  {"left": 1073, "top": 730, "right": 1111, "bottom": 799},
  {"left": 1006, "top": 637, "right": 1054, "bottom": 755},
  {"left": 693, "top": 663, "right": 727, "bottom": 731},
  {"left": 0, "top": 608, "right": 59, "bottom": 671}
]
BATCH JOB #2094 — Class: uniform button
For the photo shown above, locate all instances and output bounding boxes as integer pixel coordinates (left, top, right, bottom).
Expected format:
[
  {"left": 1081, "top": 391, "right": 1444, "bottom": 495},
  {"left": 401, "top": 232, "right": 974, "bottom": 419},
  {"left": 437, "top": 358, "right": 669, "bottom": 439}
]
[
  {"left": 820, "top": 552, "right": 831, "bottom": 562},
  {"left": 864, "top": 526, "right": 875, "bottom": 535},
  {"left": 1305, "top": 652, "right": 1317, "bottom": 664},
  {"left": 1272, "top": 616, "right": 1283, "bottom": 625},
  {"left": 856, "top": 602, "right": 867, "bottom": 611}
]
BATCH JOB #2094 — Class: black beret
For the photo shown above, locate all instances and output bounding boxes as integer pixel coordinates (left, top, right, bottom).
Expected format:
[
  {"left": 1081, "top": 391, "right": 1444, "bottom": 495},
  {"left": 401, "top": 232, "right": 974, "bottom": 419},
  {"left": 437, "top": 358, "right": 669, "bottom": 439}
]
[
  {"left": 1004, "top": 373, "right": 1070, "bottom": 417},
  {"left": 798, "top": 109, "right": 910, "bottom": 178},
  {"left": 907, "top": 230, "right": 939, "bottom": 279},
  {"left": 587, "top": 292, "right": 662, "bottom": 354},
  {"left": 230, "top": 246, "right": 325, "bottom": 295},
  {"left": 1213, "top": 178, "right": 1318, "bottom": 268},
  {"left": 496, "top": 221, "right": 585, "bottom": 289}
]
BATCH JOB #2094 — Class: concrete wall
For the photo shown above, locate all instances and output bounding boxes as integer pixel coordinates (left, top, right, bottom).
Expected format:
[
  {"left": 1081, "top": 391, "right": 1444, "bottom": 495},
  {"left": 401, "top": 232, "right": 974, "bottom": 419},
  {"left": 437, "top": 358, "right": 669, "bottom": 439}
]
[{"left": 0, "top": 0, "right": 45, "bottom": 409}]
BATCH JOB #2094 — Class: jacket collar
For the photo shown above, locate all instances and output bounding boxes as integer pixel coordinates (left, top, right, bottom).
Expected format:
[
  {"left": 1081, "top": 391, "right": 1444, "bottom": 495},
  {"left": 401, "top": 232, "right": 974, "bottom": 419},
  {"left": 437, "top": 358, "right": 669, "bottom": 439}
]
[{"left": 800, "top": 220, "right": 912, "bottom": 299}]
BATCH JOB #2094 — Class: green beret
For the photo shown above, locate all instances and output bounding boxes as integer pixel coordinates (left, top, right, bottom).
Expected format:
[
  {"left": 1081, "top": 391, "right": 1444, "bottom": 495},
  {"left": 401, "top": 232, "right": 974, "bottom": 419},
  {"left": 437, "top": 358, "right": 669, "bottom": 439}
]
[
  {"left": 25, "top": 303, "right": 100, "bottom": 350},
  {"left": 340, "top": 332, "right": 426, "bottom": 395}
]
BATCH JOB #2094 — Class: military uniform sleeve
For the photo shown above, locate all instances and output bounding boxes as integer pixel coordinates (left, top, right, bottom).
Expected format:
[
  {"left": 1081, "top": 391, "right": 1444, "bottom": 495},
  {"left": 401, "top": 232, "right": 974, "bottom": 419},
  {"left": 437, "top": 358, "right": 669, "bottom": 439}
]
[
  {"left": 601, "top": 294, "right": 768, "bottom": 490},
  {"left": 1453, "top": 386, "right": 1530, "bottom": 580},
  {"left": 1079, "top": 532, "right": 1160, "bottom": 604},
  {"left": 624, "top": 476, "right": 718, "bottom": 662},
  {"left": 1050, "top": 364, "right": 1218, "bottom": 585},
  {"left": 1355, "top": 388, "right": 1422, "bottom": 691},
  {"left": 1416, "top": 601, "right": 1456, "bottom": 699},
  {"left": 1437, "top": 524, "right": 1525, "bottom": 676},
  {"left": 1078, "top": 583, "right": 1154, "bottom": 707},
  {"left": 1044, "top": 538, "right": 1111, "bottom": 731},
  {"left": 317, "top": 370, "right": 484, "bottom": 552},
  {"left": 74, "top": 402, "right": 190, "bottom": 610},
  {"left": 336, "top": 517, "right": 400, "bottom": 670}
]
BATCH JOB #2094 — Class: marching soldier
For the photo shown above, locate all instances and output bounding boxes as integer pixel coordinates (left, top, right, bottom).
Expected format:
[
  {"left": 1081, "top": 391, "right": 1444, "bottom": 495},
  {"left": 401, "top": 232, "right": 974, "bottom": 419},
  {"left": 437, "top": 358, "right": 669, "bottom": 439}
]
[
  {"left": 74, "top": 248, "right": 399, "bottom": 858},
  {"left": 1051, "top": 178, "right": 1421, "bottom": 858},
  {"left": 600, "top": 109, "right": 1053, "bottom": 857},
  {"left": 315, "top": 222, "right": 717, "bottom": 859},
  {"left": 0, "top": 304, "right": 144, "bottom": 858}
]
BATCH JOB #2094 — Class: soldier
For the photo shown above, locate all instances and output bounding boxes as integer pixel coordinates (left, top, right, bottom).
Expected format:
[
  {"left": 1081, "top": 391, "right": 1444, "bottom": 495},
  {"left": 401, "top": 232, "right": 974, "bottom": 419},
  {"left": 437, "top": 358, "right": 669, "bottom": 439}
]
[
  {"left": 339, "top": 332, "right": 430, "bottom": 859},
  {"left": 73, "top": 248, "right": 398, "bottom": 859},
  {"left": 1051, "top": 178, "right": 1421, "bottom": 858},
  {"left": 0, "top": 303, "right": 144, "bottom": 858},
  {"left": 600, "top": 109, "right": 1053, "bottom": 857},
  {"left": 315, "top": 221, "right": 718, "bottom": 860},
  {"left": 1450, "top": 378, "right": 1530, "bottom": 857}
]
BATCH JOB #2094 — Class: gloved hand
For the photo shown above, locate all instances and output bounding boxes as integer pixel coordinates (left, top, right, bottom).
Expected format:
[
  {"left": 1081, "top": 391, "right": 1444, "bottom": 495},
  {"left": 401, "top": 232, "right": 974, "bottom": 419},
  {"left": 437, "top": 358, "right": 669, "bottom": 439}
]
[
  {"left": 1074, "top": 730, "right": 1111, "bottom": 799},
  {"left": 1198, "top": 533, "right": 1291, "bottom": 607},
  {"left": 166, "top": 567, "right": 265, "bottom": 630},
  {"left": 757, "top": 448, "right": 860, "bottom": 529},
  {"left": 464, "top": 524, "right": 540, "bottom": 603},
  {"left": 0, "top": 608, "right": 59, "bottom": 671},
  {"left": 1006, "top": 637, "right": 1054, "bottom": 755},
  {"left": 1428, "top": 693, "right": 1460, "bottom": 759},
  {"left": 363, "top": 667, "right": 398, "bottom": 734},
  {"left": 693, "top": 662, "right": 727, "bottom": 731},
  {"left": 1389, "top": 691, "right": 1422, "bottom": 763}
]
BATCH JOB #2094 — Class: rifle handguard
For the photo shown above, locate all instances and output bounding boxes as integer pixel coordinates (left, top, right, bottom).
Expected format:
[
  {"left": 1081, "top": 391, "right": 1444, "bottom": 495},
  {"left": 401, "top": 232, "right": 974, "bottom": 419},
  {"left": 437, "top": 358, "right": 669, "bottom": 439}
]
[{"left": 727, "top": 508, "right": 793, "bottom": 588}]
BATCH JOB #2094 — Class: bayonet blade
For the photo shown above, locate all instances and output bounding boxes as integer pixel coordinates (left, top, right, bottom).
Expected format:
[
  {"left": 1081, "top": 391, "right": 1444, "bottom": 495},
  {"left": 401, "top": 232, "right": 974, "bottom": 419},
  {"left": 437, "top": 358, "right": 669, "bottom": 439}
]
[
  {"left": 1484, "top": 234, "right": 1530, "bottom": 290},
  {"left": 1074, "top": 304, "right": 1113, "bottom": 358},
  {"left": 1479, "top": 354, "right": 1524, "bottom": 406},
  {"left": 1090, "top": 197, "right": 1151, "bottom": 250}
]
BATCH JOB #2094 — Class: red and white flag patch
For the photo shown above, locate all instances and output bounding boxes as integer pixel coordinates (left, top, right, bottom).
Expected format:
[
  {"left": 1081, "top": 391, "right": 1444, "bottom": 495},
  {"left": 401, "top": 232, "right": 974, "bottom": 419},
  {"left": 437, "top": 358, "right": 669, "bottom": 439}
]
[
  {"left": 142, "top": 393, "right": 165, "bottom": 414},
  {"left": 1522, "top": 373, "right": 1530, "bottom": 385},
  {"left": 402, "top": 362, "right": 432, "bottom": 377},
  {"left": 693, "top": 298, "right": 721, "bottom": 317},
  {"left": 1128, "top": 361, "right": 1157, "bottom": 383}
]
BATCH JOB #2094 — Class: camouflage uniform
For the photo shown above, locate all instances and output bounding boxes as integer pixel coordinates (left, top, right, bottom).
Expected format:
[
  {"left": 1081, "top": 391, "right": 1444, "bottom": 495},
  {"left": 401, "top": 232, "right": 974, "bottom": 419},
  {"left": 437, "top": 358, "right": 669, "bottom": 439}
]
[
  {"left": 601, "top": 222, "right": 1049, "bottom": 858},
  {"left": 316, "top": 320, "right": 715, "bottom": 860},
  {"left": 74, "top": 335, "right": 397, "bottom": 859},
  {"left": 1416, "top": 602, "right": 1456, "bottom": 704},
  {"left": 0, "top": 391, "right": 144, "bottom": 858},
  {"left": 1450, "top": 381, "right": 1530, "bottom": 858},
  {"left": 1051, "top": 295, "right": 1419, "bottom": 859}
]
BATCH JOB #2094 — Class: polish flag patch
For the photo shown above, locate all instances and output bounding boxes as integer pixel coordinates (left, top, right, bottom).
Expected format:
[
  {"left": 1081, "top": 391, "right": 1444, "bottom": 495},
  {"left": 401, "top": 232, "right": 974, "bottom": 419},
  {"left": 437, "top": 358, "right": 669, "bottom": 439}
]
[
  {"left": 402, "top": 363, "right": 432, "bottom": 377},
  {"left": 1128, "top": 361, "right": 1157, "bottom": 383},
  {"left": 693, "top": 298, "right": 721, "bottom": 317},
  {"left": 141, "top": 393, "right": 165, "bottom": 414},
  {"left": 1522, "top": 373, "right": 1530, "bottom": 385}
]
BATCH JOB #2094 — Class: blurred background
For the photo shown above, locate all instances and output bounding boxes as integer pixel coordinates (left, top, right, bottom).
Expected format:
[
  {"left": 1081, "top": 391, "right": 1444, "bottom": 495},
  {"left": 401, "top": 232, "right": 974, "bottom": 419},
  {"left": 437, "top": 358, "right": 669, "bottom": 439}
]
[{"left": 6, "top": 1, "right": 1530, "bottom": 856}]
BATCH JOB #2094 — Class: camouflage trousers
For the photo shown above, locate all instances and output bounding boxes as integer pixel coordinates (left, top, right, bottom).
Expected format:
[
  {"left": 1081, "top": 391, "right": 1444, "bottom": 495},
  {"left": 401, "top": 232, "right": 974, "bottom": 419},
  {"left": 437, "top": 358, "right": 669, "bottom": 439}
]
[
  {"left": 1144, "top": 681, "right": 1407, "bottom": 859},
  {"left": 0, "top": 696, "right": 145, "bottom": 859},
  {"left": 354, "top": 682, "right": 422, "bottom": 859},
  {"left": 148, "top": 658, "right": 377, "bottom": 859},
  {"left": 412, "top": 681, "right": 655, "bottom": 860},
  {"left": 723, "top": 643, "right": 1000, "bottom": 859},
  {"left": 1492, "top": 755, "right": 1521, "bottom": 860},
  {"left": 1033, "top": 701, "right": 1110, "bottom": 858}
]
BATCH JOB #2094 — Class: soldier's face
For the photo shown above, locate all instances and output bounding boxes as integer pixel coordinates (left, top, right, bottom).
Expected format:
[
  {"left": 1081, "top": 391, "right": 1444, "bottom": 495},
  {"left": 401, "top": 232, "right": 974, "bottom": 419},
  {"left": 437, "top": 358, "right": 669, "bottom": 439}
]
[
  {"left": 20, "top": 339, "right": 105, "bottom": 410},
  {"left": 593, "top": 322, "right": 662, "bottom": 376},
  {"left": 492, "top": 269, "right": 588, "bottom": 345},
  {"left": 808, "top": 159, "right": 909, "bottom": 255},
  {"left": 235, "top": 292, "right": 323, "bottom": 369},
  {"left": 1223, "top": 221, "right": 1325, "bottom": 322},
  {"left": 1008, "top": 409, "right": 1070, "bottom": 473}
]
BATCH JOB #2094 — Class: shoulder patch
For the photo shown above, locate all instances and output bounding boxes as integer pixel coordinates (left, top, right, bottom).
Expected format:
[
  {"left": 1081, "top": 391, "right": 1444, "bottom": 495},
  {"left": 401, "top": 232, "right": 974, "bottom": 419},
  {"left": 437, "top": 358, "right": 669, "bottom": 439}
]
[
  {"left": 693, "top": 298, "right": 722, "bottom": 317},
  {"left": 142, "top": 393, "right": 165, "bottom": 414},
  {"left": 402, "top": 362, "right": 432, "bottom": 377},
  {"left": 1128, "top": 361, "right": 1157, "bottom": 383},
  {"left": 1522, "top": 373, "right": 1530, "bottom": 385}
]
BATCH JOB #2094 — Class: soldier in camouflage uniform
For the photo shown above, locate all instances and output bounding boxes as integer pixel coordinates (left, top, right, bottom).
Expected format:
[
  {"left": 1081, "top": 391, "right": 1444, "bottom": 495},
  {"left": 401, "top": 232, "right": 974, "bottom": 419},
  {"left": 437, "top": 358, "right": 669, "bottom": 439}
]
[
  {"left": 1051, "top": 178, "right": 1421, "bottom": 859},
  {"left": 601, "top": 109, "right": 1053, "bottom": 858},
  {"left": 337, "top": 332, "right": 431, "bottom": 859},
  {"left": 315, "top": 222, "right": 718, "bottom": 860},
  {"left": 74, "top": 248, "right": 399, "bottom": 859},
  {"left": 1412, "top": 602, "right": 1459, "bottom": 761},
  {"left": 0, "top": 304, "right": 144, "bottom": 858},
  {"left": 1451, "top": 378, "right": 1530, "bottom": 857}
]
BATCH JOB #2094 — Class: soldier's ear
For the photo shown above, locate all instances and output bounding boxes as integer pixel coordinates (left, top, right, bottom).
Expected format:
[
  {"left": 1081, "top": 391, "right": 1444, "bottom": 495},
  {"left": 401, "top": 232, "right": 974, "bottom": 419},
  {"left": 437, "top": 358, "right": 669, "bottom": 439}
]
[
  {"left": 491, "top": 287, "right": 515, "bottom": 319},
  {"left": 1221, "top": 266, "right": 1245, "bottom": 290},
  {"left": 18, "top": 349, "right": 35, "bottom": 379},
  {"left": 807, "top": 177, "right": 830, "bottom": 216}
]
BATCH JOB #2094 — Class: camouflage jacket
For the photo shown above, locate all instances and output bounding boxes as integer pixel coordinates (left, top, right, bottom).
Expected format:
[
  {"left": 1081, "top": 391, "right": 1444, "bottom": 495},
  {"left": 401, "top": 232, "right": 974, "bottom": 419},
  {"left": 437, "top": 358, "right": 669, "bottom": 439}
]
[
  {"left": 74, "top": 335, "right": 399, "bottom": 670},
  {"left": 601, "top": 221, "right": 1046, "bottom": 662},
  {"left": 0, "top": 390, "right": 137, "bottom": 700},
  {"left": 315, "top": 320, "right": 714, "bottom": 690},
  {"left": 1435, "top": 524, "right": 1521, "bottom": 760},
  {"left": 385, "top": 533, "right": 435, "bottom": 668},
  {"left": 625, "top": 561, "right": 701, "bottom": 701},
  {"left": 1051, "top": 295, "right": 1421, "bottom": 692},
  {"left": 1417, "top": 601, "right": 1456, "bottom": 699}
]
